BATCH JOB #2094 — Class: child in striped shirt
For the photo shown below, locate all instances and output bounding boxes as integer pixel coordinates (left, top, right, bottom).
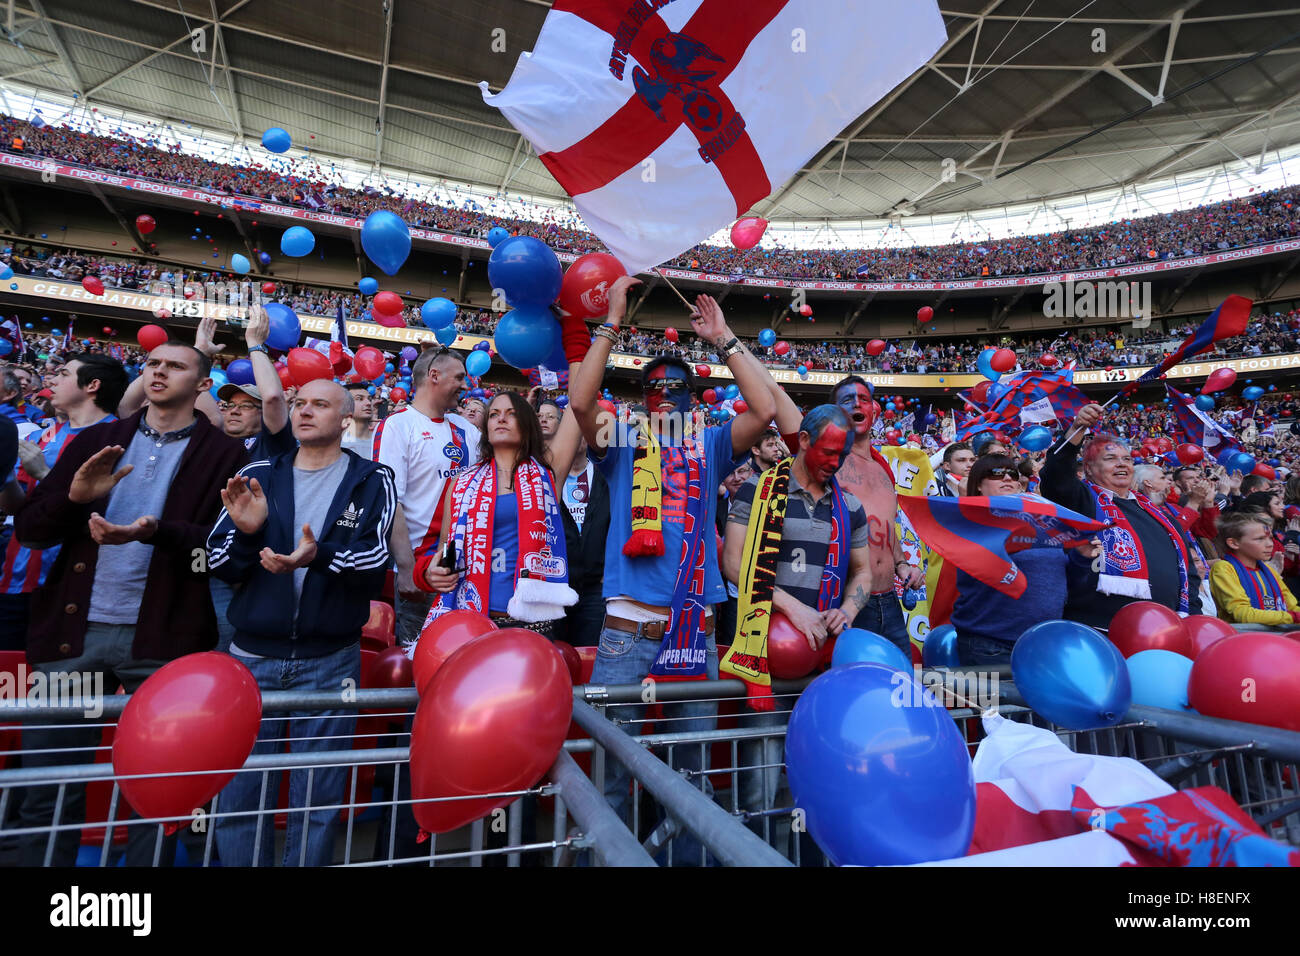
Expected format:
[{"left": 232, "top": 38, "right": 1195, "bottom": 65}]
[{"left": 1209, "top": 511, "right": 1300, "bottom": 629}]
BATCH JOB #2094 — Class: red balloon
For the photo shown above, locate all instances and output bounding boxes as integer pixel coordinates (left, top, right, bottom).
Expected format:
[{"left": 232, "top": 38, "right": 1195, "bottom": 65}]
[
  {"left": 866, "top": 339, "right": 887, "bottom": 356},
  {"left": 702, "top": 388, "right": 717, "bottom": 404},
  {"left": 113, "top": 653, "right": 261, "bottom": 821},
  {"left": 1040, "top": 352, "right": 1058, "bottom": 367},
  {"left": 798, "top": 304, "right": 813, "bottom": 317},
  {"left": 367, "top": 646, "right": 413, "bottom": 689},
  {"left": 373, "top": 291, "right": 403, "bottom": 316},
  {"left": 1107, "top": 601, "right": 1191, "bottom": 658},
  {"left": 413, "top": 609, "right": 498, "bottom": 695},
  {"left": 553, "top": 640, "right": 583, "bottom": 684},
  {"left": 1201, "top": 367, "right": 1237, "bottom": 394},
  {"left": 916, "top": 306, "right": 934, "bottom": 323},
  {"left": 137, "top": 324, "right": 169, "bottom": 351},
  {"left": 183, "top": 287, "right": 196, "bottom": 299},
  {"left": 695, "top": 364, "right": 711, "bottom": 377},
  {"left": 1253, "top": 463, "right": 1277, "bottom": 479},
  {"left": 733, "top": 400, "right": 748, "bottom": 414},
  {"left": 773, "top": 341, "right": 790, "bottom": 356},
  {"left": 1189, "top": 633, "right": 1300, "bottom": 731},
  {"left": 596, "top": 398, "right": 616, "bottom": 415},
  {"left": 81, "top": 275, "right": 104, "bottom": 296},
  {"left": 767, "top": 612, "right": 822, "bottom": 679},
  {"left": 1176, "top": 443, "right": 1204, "bottom": 464},
  {"left": 730, "top": 216, "right": 768, "bottom": 250},
  {"left": 101, "top": 326, "right": 112, "bottom": 335},
  {"left": 664, "top": 327, "right": 678, "bottom": 343},
  {"left": 287, "top": 347, "right": 334, "bottom": 387},
  {"left": 558, "top": 252, "right": 626, "bottom": 320},
  {"left": 388, "top": 387, "right": 408, "bottom": 403},
  {"left": 969, "top": 380, "right": 991, "bottom": 404},
  {"left": 353, "top": 346, "right": 385, "bottom": 380},
  {"left": 885, "top": 428, "right": 902, "bottom": 442},
  {"left": 410, "top": 629, "right": 572, "bottom": 834},
  {"left": 991, "top": 348, "right": 1017, "bottom": 373},
  {"left": 135, "top": 213, "right": 156, "bottom": 234},
  {"left": 1154, "top": 437, "right": 1173, "bottom": 453},
  {"left": 375, "top": 313, "right": 406, "bottom": 329},
  {"left": 1182, "top": 615, "right": 1237, "bottom": 659},
  {"left": 261, "top": 281, "right": 276, "bottom": 294},
  {"left": 276, "top": 364, "right": 295, "bottom": 390}
]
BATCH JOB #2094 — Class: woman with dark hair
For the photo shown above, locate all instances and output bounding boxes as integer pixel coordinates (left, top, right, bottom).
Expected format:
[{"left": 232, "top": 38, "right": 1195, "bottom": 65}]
[
  {"left": 950, "top": 454, "right": 1099, "bottom": 666},
  {"left": 418, "top": 390, "right": 583, "bottom": 636}
]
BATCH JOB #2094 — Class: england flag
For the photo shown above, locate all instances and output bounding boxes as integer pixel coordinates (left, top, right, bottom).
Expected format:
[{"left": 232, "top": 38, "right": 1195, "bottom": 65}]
[{"left": 482, "top": 0, "right": 947, "bottom": 272}]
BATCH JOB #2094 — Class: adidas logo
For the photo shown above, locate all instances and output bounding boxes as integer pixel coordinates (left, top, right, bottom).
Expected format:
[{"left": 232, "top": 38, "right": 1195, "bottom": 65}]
[{"left": 337, "top": 502, "right": 363, "bottom": 529}]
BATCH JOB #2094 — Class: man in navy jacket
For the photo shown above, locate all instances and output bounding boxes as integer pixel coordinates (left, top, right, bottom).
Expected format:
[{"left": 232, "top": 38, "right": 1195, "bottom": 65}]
[{"left": 207, "top": 378, "right": 396, "bottom": 867}]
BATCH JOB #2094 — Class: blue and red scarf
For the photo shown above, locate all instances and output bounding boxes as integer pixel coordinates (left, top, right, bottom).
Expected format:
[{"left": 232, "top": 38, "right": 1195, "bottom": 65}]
[
  {"left": 648, "top": 438, "right": 712, "bottom": 681},
  {"left": 1223, "top": 553, "right": 1286, "bottom": 612},
  {"left": 1086, "top": 482, "right": 1191, "bottom": 613}
]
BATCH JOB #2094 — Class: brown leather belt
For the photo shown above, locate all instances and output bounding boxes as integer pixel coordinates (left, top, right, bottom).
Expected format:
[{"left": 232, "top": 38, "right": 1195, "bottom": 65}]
[{"left": 604, "top": 614, "right": 715, "bottom": 640}]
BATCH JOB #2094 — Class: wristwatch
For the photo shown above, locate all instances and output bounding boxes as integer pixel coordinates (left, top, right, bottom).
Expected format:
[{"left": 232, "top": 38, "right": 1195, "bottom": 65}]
[
  {"left": 719, "top": 336, "right": 744, "bottom": 358},
  {"left": 248, "top": 344, "right": 270, "bottom": 356}
]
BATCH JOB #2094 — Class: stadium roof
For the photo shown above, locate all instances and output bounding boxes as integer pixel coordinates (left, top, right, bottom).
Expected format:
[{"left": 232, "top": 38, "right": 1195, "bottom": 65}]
[{"left": 2, "top": 0, "right": 1300, "bottom": 222}]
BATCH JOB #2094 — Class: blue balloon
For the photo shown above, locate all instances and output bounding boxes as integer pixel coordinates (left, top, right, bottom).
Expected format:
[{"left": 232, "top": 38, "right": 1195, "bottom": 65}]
[
  {"left": 1231, "top": 452, "right": 1257, "bottom": 474},
  {"left": 1194, "top": 394, "right": 1215, "bottom": 411},
  {"left": 466, "top": 349, "right": 491, "bottom": 378},
  {"left": 0, "top": 339, "right": 12, "bottom": 357},
  {"left": 367, "top": 386, "right": 376, "bottom": 395},
  {"left": 1018, "top": 425, "right": 1053, "bottom": 453},
  {"left": 0, "top": 265, "right": 11, "bottom": 280},
  {"left": 258, "top": 251, "right": 271, "bottom": 266},
  {"left": 488, "top": 236, "right": 562, "bottom": 308},
  {"left": 23, "top": 322, "right": 31, "bottom": 330},
  {"left": 785, "top": 664, "right": 976, "bottom": 866},
  {"left": 358, "top": 277, "right": 378, "bottom": 295},
  {"left": 494, "top": 306, "right": 560, "bottom": 370},
  {"left": 420, "top": 297, "right": 458, "bottom": 331},
  {"left": 261, "top": 127, "right": 291, "bottom": 153},
  {"left": 361, "top": 210, "right": 412, "bottom": 276},
  {"left": 435, "top": 324, "right": 459, "bottom": 346},
  {"left": 831, "top": 628, "right": 912, "bottom": 673},
  {"left": 724, "top": 384, "right": 739, "bottom": 399},
  {"left": 885, "top": 402, "right": 896, "bottom": 412},
  {"left": 487, "top": 226, "right": 510, "bottom": 247},
  {"left": 758, "top": 328, "right": 776, "bottom": 348},
  {"left": 280, "top": 226, "right": 315, "bottom": 257},
  {"left": 263, "top": 302, "right": 301, "bottom": 351},
  {"left": 473, "top": 340, "right": 491, "bottom": 351},
  {"left": 1011, "top": 620, "right": 1131, "bottom": 729},
  {"left": 226, "top": 358, "right": 255, "bottom": 386},
  {"left": 230, "top": 253, "right": 250, "bottom": 274},
  {"left": 1243, "top": 386, "right": 1265, "bottom": 401},
  {"left": 1126, "top": 650, "right": 1194, "bottom": 711},
  {"left": 384, "top": 363, "right": 395, "bottom": 373},
  {"left": 977, "top": 348, "right": 1000, "bottom": 382},
  {"left": 922, "top": 624, "right": 960, "bottom": 668},
  {"left": 556, "top": 394, "right": 569, "bottom": 408},
  {"left": 208, "top": 369, "right": 228, "bottom": 398},
  {"left": 797, "top": 364, "right": 808, "bottom": 377}
]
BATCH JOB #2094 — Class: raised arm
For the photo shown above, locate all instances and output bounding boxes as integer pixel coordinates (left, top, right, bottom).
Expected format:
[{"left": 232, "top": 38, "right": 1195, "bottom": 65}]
[
  {"left": 244, "top": 306, "right": 287, "bottom": 435},
  {"left": 570, "top": 276, "right": 641, "bottom": 453},
  {"left": 687, "top": 294, "right": 775, "bottom": 455}
]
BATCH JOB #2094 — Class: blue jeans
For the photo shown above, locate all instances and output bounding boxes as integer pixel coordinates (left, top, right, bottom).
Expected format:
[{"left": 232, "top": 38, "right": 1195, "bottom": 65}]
[
  {"left": 214, "top": 642, "right": 360, "bottom": 867},
  {"left": 957, "top": 633, "right": 1014, "bottom": 667},
  {"left": 590, "top": 619, "right": 718, "bottom": 865},
  {"left": 210, "top": 578, "right": 236, "bottom": 654},
  {"left": 854, "top": 592, "right": 912, "bottom": 656}
]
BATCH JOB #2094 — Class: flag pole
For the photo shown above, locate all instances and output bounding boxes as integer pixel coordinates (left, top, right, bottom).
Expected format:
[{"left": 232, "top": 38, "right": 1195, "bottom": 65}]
[
  {"left": 653, "top": 268, "right": 697, "bottom": 313},
  {"left": 1049, "top": 389, "right": 1125, "bottom": 454}
]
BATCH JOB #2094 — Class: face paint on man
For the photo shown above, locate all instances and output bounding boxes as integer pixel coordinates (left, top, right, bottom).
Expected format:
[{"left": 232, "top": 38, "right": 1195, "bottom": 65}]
[
  {"left": 644, "top": 363, "right": 693, "bottom": 417},
  {"left": 803, "top": 423, "right": 852, "bottom": 485},
  {"left": 835, "top": 383, "right": 875, "bottom": 437}
]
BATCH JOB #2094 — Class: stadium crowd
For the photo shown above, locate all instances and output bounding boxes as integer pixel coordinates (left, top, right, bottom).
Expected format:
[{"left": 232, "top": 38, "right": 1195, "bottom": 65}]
[{"left": 4, "top": 112, "right": 1300, "bottom": 282}]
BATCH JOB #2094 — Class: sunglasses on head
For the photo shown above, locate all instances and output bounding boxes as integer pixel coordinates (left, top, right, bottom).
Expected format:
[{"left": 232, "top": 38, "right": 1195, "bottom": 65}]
[{"left": 985, "top": 467, "right": 1020, "bottom": 480}]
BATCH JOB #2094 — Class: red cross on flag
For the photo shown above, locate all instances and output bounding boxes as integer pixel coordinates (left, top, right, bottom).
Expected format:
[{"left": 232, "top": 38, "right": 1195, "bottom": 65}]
[{"left": 482, "top": 0, "right": 947, "bottom": 273}]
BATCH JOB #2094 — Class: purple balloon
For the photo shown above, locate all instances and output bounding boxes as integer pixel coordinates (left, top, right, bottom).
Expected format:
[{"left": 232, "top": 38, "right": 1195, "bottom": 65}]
[{"left": 400, "top": 346, "right": 418, "bottom": 361}]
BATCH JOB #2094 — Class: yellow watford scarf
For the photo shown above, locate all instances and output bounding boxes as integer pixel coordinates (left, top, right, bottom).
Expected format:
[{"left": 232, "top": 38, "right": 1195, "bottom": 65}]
[
  {"left": 624, "top": 420, "right": 665, "bottom": 557},
  {"left": 720, "top": 458, "right": 791, "bottom": 711}
]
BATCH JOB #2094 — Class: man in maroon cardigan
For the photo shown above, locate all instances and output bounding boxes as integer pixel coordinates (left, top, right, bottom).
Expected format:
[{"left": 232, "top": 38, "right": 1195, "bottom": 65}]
[{"left": 13, "top": 340, "right": 246, "bottom": 866}]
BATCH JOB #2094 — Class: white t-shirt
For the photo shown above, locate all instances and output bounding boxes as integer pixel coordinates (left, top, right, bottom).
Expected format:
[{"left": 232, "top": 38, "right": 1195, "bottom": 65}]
[{"left": 373, "top": 407, "right": 481, "bottom": 554}]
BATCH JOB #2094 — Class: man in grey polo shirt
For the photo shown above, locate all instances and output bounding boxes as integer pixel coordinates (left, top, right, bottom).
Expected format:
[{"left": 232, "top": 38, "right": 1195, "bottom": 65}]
[{"left": 722, "top": 404, "right": 873, "bottom": 841}]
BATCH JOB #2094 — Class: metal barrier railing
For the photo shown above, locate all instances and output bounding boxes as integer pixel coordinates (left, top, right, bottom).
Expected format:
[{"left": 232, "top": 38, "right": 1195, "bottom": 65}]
[{"left": 2, "top": 670, "right": 1298, "bottom": 866}]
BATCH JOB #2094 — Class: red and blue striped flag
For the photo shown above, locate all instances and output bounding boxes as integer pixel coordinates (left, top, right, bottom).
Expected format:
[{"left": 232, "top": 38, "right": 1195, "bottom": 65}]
[
  {"left": 1126, "top": 294, "right": 1252, "bottom": 392},
  {"left": 898, "top": 494, "right": 1108, "bottom": 598},
  {"left": 1165, "top": 383, "right": 1242, "bottom": 457},
  {"left": 954, "top": 369, "right": 1089, "bottom": 441}
]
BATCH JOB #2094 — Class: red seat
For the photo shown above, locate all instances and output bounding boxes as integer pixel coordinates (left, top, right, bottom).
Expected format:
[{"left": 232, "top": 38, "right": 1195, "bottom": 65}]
[{"left": 361, "top": 601, "right": 396, "bottom": 650}]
